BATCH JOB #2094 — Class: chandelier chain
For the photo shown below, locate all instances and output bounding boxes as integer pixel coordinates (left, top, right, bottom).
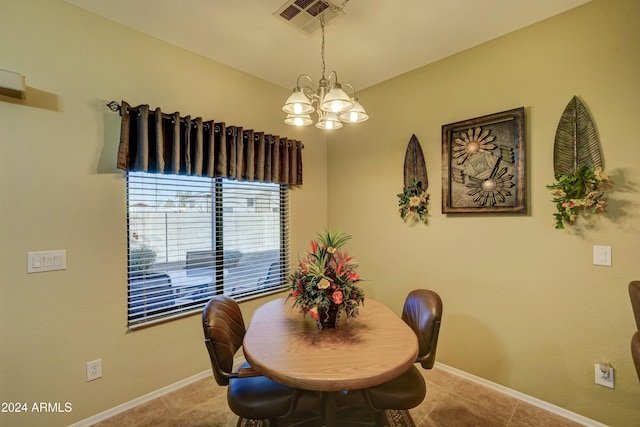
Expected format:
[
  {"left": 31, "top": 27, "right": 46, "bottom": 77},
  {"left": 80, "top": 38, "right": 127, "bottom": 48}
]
[
  {"left": 326, "top": 0, "right": 349, "bottom": 13},
  {"left": 320, "top": 14, "right": 326, "bottom": 78},
  {"left": 320, "top": 1, "right": 349, "bottom": 79}
]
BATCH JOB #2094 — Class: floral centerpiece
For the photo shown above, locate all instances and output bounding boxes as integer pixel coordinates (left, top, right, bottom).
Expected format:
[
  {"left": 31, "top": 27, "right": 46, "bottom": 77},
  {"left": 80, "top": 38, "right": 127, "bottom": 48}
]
[
  {"left": 287, "top": 230, "right": 365, "bottom": 329},
  {"left": 546, "top": 166, "right": 611, "bottom": 229},
  {"left": 397, "top": 180, "right": 430, "bottom": 223}
]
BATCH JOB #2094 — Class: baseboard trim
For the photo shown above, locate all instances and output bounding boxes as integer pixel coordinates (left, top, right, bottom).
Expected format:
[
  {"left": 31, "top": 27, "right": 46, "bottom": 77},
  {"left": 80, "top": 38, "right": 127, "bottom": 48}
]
[
  {"left": 68, "top": 369, "right": 213, "bottom": 427},
  {"left": 434, "top": 362, "right": 606, "bottom": 427},
  {"left": 71, "top": 359, "right": 605, "bottom": 427}
]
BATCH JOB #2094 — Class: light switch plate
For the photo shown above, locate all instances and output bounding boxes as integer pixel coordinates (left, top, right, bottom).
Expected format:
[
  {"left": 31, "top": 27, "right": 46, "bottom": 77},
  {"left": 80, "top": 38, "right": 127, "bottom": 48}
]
[
  {"left": 593, "top": 246, "right": 611, "bottom": 267},
  {"left": 27, "top": 250, "right": 66, "bottom": 273}
]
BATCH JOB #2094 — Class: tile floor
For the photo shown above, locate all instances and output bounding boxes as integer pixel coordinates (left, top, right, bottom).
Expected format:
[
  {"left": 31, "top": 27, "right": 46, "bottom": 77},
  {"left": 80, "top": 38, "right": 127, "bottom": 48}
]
[{"left": 91, "top": 366, "right": 585, "bottom": 427}]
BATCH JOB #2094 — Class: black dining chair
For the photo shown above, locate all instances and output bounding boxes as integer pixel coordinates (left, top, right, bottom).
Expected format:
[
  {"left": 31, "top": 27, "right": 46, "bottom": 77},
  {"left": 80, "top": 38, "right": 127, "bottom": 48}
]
[
  {"left": 629, "top": 281, "right": 640, "bottom": 382},
  {"left": 202, "top": 296, "right": 320, "bottom": 426},
  {"left": 340, "top": 289, "right": 443, "bottom": 426}
]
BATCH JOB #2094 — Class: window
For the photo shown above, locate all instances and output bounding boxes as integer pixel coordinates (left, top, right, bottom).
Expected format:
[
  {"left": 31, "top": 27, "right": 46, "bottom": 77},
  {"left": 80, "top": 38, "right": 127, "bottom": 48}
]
[{"left": 126, "top": 172, "right": 289, "bottom": 328}]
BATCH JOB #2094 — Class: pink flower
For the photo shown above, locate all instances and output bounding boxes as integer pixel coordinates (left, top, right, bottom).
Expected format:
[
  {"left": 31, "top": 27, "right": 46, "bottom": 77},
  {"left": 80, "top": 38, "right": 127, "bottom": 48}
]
[
  {"left": 332, "top": 291, "right": 343, "bottom": 304},
  {"left": 309, "top": 307, "right": 319, "bottom": 321},
  {"left": 348, "top": 271, "right": 360, "bottom": 282}
]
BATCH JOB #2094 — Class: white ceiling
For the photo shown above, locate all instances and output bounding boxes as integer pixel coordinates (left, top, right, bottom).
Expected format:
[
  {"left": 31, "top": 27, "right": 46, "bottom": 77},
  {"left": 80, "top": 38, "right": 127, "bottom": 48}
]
[{"left": 65, "top": 0, "right": 591, "bottom": 91}]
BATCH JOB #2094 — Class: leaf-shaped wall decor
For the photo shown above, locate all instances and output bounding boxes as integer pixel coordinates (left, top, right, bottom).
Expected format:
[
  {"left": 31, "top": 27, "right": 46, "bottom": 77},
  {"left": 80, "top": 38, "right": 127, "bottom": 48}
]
[
  {"left": 403, "top": 134, "right": 428, "bottom": 191},
  {"left": 553, "top": 96, "right": 602, "bottom": 179}
]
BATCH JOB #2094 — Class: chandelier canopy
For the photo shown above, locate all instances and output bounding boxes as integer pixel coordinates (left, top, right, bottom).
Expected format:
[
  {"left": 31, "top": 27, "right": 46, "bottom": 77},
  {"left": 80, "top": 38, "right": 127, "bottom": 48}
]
[{"left": 282, "top": 7, "right": 368, "bottom": 130}]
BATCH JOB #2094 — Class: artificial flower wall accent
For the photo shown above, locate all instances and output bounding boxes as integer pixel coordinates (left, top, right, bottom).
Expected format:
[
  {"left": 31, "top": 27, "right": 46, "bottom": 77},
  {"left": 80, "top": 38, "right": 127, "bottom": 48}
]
[
  {"left": 546, "top": 166, "right": 611, "bottom": 229},
  {"left": 398, "top": 181, "right": 430, "bottom": 223},
  {"left": 398, "top": 134, "right": 430, "bottom": 224},
  {"left": 547, "top": 96, "right": 613, "bottom": 229}
]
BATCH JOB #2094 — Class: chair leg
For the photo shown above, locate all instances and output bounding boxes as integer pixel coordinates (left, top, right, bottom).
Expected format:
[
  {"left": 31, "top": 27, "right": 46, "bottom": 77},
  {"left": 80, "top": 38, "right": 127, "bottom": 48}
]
[{"left": 374, "top": 411, "right": 385, "bottom": 427}]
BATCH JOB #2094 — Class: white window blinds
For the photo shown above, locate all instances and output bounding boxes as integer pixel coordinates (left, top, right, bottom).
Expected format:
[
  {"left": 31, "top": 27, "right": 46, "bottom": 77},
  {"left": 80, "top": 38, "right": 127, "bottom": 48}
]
[{"left": 126, "top": 172, "right": 289, "bottom": 328}]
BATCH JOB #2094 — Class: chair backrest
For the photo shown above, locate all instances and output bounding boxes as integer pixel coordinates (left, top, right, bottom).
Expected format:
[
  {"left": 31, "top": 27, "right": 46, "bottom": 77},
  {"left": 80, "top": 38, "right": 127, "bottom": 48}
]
[
  {"left": 633, "top": 332, "right": 640, "bottom": 383},
  {"left": 202, "top": 296, "right": 246, "bottom": 386},
  {"left": 401, "top": 289, "right": 443, "bottom": 370},
  {"left": 629, "top": 281, "right": 640, "bottom": 383},
  {"left": 630, "top": 281, "right": 640, "bottom": 330}
]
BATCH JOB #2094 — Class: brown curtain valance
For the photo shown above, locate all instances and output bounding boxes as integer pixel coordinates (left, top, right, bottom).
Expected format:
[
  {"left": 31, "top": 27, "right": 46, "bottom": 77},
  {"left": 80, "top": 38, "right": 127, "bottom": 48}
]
[{"left": 116, "top": 101, "right": 303, "bottom": 186}]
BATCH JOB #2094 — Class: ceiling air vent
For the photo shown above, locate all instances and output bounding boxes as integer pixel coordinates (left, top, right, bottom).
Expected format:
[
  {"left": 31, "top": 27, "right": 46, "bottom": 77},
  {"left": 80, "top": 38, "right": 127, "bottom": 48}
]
[{"left": 274, "top": 0, "right": 344, "bottom": 36}]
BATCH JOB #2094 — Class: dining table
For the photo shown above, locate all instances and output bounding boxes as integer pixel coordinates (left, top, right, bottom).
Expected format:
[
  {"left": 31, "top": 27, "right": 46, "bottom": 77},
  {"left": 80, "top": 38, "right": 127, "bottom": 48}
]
[{"left": 242, "top": 297, "right": 419, "bottom": 426}]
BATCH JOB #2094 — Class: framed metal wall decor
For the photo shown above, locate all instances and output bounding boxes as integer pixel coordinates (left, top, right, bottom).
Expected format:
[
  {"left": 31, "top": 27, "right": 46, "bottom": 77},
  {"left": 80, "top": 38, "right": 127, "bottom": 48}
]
[{"left": 442, "top": 107, "right": 526, "bottom": 214}]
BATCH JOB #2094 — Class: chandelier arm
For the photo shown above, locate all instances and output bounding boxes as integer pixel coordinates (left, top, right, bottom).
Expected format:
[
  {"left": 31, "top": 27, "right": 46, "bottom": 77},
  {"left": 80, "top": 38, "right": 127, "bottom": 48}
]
[
  {"left": 341, "top": 82, "right": 356, "bottom": 98},
  {"left": 296, "top": 74, "right": 315, "bottom": 90},
  {"left": 292, "top": 74, "right": 315, "bottom": 101},
  {"left": 327, "top": 70, "right": 339, "bottom": 86}
]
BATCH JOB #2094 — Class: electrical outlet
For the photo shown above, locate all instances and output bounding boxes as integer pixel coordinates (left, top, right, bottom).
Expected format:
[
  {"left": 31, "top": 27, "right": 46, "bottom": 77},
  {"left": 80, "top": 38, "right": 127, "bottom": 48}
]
[
  {"left": 594, "top": 362, "right": 614, "bottom": 389},
  {"left": 86, "top": 359, "right": 102, "bottom": 382}
]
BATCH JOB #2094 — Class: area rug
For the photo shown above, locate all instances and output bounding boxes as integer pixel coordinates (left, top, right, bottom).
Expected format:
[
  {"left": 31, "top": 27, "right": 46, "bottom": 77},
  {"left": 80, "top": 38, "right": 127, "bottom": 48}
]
[{"left": 237, "top": 409, "right": 415, "bottom": 427}]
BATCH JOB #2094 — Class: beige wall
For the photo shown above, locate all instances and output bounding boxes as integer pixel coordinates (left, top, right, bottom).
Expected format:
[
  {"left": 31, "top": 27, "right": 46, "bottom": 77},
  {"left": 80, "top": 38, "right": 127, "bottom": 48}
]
[
  {"left": 0, "top": 1, "right": 327, "bottom": 426},
  {"left": 327, "top": 0, "right": 640, "bottom": 425}
]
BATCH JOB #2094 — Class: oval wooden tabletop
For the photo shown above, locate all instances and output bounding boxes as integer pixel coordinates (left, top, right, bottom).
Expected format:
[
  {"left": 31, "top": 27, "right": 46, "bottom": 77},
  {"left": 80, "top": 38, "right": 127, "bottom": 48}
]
[{"left": 243, "top": 298, "right": 418, "bottom": 391}]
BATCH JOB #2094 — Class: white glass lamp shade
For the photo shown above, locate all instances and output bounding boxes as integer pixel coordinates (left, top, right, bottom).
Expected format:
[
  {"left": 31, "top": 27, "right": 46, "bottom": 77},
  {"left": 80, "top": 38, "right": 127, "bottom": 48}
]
[
  {"left": 284, "top": 114, "right": 313, "bottom": 127},
  {"left": 316, "top": 112, "right": 343, "bottom": 130},
  {"left": 282, "top": 88, "right": 315, "bottom": 115},
  {"left": 320, "top": 84, "right": 353, "bottom": 113},
  {"left": 339, "top": 99, "right": 369, "bottom": 123}
]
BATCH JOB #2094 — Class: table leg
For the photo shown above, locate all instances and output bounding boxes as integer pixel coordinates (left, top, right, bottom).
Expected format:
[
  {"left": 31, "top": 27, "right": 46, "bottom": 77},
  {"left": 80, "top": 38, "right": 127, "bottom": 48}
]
[{"left": 320, "top": 391, "right": 337, "bottom": 427}]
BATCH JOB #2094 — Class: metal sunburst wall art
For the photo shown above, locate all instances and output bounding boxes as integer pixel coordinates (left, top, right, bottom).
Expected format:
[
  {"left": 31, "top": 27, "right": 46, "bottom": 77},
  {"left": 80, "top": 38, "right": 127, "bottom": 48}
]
[
  {"left": 442, "top": 107, "right": 526, "bottom": 214},
  {"left": 546, "top": 96, "right": 612, "bottom": 230}
]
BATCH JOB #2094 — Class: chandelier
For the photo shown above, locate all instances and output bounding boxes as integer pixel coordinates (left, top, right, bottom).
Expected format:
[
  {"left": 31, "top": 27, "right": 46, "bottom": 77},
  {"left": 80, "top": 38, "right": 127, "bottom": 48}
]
[{"left": 281, "top": 8, "right": 368, "bottom": 130}]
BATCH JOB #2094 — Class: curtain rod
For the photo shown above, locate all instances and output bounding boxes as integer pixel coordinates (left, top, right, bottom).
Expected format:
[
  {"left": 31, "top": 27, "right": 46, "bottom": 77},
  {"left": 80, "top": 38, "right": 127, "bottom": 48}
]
[
  {"left": 107, "top": 100, "right": 216, "bottom": 127},
  {"left": 107, "top": 101, "right": 303, "bottom": 147}
]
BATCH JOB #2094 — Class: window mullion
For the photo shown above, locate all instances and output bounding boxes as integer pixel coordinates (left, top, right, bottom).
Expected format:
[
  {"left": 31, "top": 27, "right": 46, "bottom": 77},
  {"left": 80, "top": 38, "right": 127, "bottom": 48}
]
[{"left": 214, "top": 178, "right": 224, "bottom": 296}]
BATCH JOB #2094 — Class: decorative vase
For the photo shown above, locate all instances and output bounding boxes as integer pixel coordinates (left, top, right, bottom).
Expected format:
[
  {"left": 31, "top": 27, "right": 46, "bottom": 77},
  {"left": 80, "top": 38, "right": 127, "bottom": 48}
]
[{"left": 317, "top": 304, "right": 340, "bottom": 329}]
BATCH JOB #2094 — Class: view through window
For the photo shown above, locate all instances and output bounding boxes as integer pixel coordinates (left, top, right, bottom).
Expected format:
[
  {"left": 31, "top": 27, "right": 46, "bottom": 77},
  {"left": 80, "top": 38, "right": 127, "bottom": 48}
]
[{"left": 126, "top": 172, "right": 289, "bottom": 327}]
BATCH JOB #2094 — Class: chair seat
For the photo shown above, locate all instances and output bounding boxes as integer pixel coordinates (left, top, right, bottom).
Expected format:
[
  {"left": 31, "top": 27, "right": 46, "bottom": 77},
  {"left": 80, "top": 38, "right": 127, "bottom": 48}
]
[
  {"left": 228, "top": 362, "right": 321, "bottom": 420},
  {"left": 341, "top": 365, "right": 426, "bottom": 412},
  {"left": 228, "top": 362, "right": 299, "bottom": 420}
]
